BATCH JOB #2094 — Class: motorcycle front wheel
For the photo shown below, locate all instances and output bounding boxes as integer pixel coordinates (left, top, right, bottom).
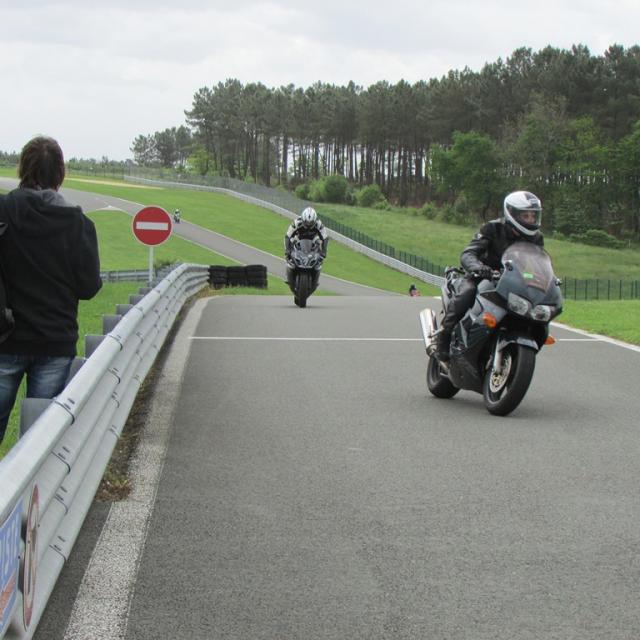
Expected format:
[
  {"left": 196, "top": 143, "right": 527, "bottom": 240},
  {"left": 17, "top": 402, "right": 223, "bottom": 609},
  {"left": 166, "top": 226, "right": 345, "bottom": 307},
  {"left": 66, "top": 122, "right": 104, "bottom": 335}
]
[
  {"left": 426, "top": 356, "right": 459, "bottom": 398},
  {"left": 483, "top": 344, "right": 536, "bottom": 416},
  {"left": 295, "top": 272, "right": 313, "bottom": 308}
]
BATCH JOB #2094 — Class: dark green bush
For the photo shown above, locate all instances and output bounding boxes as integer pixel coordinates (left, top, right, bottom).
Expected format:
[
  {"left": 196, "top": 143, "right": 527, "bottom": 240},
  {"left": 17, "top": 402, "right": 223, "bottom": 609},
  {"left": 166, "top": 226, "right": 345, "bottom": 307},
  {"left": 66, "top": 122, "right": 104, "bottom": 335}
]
[
  {"left": 569, "top": 229, "right": 623, "bottom": 249},
  {"left": 308, "top": 179, "right": 326, "bottom": 202},
  {"left": 294, "top": 183, "right": 310, "bottom": 200},
  {"left": 452, "top": 195, "right": 473, "bottom": 225},
  {"left": 419, "top": 202, "right": 439, "bottom": 220},
  {"left": 322, "top": 175, "right": 350, "bottom": 203},
  {"left": 373, "top": 198, "right": 391, "bottom": 210},
  {"left": 437, "top": 204, "right": 455, "bottom": 224},
  {"left": 356, "top": 184, "right": 384, "bottom": 208}
]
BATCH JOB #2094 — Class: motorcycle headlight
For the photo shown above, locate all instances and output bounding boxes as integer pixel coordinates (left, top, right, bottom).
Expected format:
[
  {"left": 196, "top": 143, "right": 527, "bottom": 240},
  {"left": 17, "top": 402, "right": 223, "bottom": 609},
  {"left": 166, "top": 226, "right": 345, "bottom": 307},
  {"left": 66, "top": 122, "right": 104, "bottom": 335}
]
[
  {"left": 507, "top": 293, "right": 531, "bottom": 317},
  {"left": 531, "top": 305, "right": 553, "bottom": 322}
]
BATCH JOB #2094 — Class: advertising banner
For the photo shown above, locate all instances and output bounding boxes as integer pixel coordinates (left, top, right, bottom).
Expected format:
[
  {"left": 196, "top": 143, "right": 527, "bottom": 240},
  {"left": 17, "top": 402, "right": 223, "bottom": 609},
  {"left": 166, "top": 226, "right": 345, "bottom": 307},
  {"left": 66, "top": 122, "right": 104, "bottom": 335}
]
[{"left": 0, "top": 502, "right": 22, "bottom": 635}]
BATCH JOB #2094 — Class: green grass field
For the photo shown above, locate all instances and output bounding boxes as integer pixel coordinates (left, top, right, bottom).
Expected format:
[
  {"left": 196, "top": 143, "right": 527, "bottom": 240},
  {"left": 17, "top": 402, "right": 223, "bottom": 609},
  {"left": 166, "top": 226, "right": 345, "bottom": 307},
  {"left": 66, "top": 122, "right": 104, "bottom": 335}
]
[
  {"left": 88, "top": 208, "right": 238, "bottom": 270},
  {"left": 60, "top": 175, "right": 438, "bottom": 296},
  {"left": 556, "top": 299, "right": 640, "bottom": 345},
  {"left": 317, "top": 203, "right": 640, "bottom": 281}
]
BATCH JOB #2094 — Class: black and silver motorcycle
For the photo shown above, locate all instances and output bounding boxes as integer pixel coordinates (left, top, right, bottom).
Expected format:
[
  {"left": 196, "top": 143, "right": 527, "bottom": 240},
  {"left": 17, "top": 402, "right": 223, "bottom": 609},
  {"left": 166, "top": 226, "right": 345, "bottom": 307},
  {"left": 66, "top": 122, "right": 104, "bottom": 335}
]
[
  {"left": 286, "top": 237, "right": 324, "bottom": 308},
  {"left": 420, "top": 242, "right": 563, "bottom": 415}
]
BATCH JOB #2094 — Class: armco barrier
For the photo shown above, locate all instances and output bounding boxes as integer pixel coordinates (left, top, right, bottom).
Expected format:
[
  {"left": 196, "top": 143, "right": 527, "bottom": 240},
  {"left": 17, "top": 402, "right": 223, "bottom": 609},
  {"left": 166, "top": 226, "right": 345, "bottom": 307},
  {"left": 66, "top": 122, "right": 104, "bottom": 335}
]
[
  {"left": 0, "top": 263, "right": 208, "bottom": 639},
  {"left": 125, "top": 175, "right": 446, "bottom": 289},
  {"left": 100, "top": 268, "right": 152, "bottom": 282}
]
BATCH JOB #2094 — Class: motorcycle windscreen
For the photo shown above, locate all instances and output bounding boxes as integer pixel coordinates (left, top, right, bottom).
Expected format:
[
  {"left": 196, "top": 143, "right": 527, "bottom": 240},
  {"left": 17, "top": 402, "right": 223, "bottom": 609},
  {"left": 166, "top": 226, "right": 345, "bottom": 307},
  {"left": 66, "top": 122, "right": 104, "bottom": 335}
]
[
  {"left": 291, "top": 238, "right": 322, "bottom": 268},
  {"left": 502, "top": 242, "right": 556, "bottom": 293},
  {"left": 295, "top": 239, "right": 318, "bottom": 253}
]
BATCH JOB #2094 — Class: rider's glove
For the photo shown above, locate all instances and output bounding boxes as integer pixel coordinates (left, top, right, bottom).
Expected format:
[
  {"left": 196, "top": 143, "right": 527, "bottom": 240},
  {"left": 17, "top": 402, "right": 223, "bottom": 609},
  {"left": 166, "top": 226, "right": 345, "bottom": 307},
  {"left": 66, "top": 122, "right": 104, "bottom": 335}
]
[{"left": 475, "top": 265, "right": 493, "bottom": 280}]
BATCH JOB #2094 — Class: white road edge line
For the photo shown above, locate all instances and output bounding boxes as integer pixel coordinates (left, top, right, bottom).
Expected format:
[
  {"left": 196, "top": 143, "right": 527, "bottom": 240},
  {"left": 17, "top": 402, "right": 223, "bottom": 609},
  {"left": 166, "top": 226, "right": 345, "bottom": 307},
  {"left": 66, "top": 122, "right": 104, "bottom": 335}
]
[
  {"left": 188, "top": 336, "right": 600, "bottom": 342},
  {"left": 63, "top": 298, "right": 208, "bottom": 640},
  {"left": 190, "top": 336, "right": 423, "bottom": 341},
  {"left": 551, "top": 321, "right": 640, "bottom": 353}
]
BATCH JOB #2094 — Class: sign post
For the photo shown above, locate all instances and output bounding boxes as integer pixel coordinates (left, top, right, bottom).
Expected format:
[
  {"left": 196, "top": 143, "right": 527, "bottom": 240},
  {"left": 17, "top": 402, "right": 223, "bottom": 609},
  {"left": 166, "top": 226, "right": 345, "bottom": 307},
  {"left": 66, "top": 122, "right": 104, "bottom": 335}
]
[{"left": 132, "top": 206, "right": 173, "bottom": 284}]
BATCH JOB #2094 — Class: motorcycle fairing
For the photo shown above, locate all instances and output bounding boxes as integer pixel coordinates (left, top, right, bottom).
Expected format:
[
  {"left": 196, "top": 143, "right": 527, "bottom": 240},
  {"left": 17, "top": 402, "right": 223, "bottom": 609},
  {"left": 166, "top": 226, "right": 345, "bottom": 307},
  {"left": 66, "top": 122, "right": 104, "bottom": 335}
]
[{"left": 497, "top": 242, "right": 562, "bottom": 310}]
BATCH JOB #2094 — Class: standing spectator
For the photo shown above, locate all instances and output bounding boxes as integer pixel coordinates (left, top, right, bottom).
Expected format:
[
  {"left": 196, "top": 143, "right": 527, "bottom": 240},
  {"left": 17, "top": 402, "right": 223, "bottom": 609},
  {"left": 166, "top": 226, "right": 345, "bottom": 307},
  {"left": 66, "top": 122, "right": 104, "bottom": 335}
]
[
  {"left": 408, "top": 283, "right": 421, "bottom": 297},
  {"left": 0, "top": 136, "right": 102, "bottom": 442}
]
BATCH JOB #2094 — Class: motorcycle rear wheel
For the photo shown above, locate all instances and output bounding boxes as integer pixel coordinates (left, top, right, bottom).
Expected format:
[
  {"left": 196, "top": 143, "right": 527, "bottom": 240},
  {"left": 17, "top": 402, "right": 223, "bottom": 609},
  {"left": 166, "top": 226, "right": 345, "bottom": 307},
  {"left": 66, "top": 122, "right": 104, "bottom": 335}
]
[
  {"left": 483, "top": 344, "right": 536, "bottom": 416},
  {"left": 295, "top": 272, "right": 313, "bottom": 308},
  {"left": 426, "top": 356, "right": 459, "bottom": 398}
]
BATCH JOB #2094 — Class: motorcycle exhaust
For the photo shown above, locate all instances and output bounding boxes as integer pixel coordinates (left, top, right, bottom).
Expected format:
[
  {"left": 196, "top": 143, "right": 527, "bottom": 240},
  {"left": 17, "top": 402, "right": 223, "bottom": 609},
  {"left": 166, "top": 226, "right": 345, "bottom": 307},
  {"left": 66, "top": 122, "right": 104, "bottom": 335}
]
[{"left": 419, "top": 308, "right": 437, "bottom": 353}]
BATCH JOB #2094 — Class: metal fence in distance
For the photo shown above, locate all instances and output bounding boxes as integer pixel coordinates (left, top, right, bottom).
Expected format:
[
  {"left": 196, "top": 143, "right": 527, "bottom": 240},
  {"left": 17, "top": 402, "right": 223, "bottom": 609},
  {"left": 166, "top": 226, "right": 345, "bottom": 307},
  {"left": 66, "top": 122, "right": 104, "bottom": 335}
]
[{"left": 560, "top": 277, "right": 640, "bottom": 300}]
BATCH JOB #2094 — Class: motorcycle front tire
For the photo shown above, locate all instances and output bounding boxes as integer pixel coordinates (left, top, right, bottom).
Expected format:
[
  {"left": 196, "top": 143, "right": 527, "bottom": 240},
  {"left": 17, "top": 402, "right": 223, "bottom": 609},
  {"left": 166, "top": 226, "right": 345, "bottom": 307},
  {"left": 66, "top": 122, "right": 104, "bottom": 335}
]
[
  {"left": 483, "top": 344, "right": 536, "bottom": 416},
  {"left": 295, "top": 272, "right": 313, "bottom": 308},
  {"left": 426, "top": 355, "right": 459, "bottom": 398}
]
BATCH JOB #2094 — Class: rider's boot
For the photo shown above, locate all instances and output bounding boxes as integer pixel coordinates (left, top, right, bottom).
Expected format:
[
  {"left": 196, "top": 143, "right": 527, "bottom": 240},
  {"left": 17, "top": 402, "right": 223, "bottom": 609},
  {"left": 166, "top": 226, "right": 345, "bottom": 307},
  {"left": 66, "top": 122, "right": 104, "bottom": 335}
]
[{"left": 430, "top": 328, "right": 451, "bottom": 362}]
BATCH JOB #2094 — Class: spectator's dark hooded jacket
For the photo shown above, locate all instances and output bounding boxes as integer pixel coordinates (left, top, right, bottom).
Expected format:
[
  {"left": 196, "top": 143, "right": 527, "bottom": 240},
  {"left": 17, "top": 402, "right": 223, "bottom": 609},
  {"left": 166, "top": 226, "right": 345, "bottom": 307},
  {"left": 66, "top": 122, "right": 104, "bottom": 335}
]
[{"left": 0, "top": 188, "right": 102, "bottom": 356}]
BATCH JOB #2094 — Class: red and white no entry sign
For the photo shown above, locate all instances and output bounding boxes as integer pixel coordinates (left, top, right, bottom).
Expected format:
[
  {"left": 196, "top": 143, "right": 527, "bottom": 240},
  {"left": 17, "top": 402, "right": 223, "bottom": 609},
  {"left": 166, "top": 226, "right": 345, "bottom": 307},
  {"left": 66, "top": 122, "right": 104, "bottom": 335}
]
[{"left": 132, "top": 206, "right": 173, "bottom": 246}]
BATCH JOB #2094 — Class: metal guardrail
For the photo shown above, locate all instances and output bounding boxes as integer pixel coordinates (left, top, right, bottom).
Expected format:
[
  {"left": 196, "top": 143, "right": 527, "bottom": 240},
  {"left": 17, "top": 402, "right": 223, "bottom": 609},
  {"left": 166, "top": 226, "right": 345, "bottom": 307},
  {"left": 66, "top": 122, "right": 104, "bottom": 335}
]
[
  {"left": 100, "top": 269, "right": 154, "bottom": 282},
  {"left": 125, "top": 175, "right": 446, "bottom": 288},
  {"left": 0, "top": 263, "right": 208, "bottom": 639}
]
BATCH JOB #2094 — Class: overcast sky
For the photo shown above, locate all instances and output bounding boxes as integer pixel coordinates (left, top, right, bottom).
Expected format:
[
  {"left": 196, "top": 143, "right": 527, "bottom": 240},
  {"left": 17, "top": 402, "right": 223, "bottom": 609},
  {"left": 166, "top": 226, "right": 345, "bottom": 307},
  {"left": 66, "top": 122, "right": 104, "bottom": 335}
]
[{"left": 1, "top": 0, "right": 638, "bottom": 160}]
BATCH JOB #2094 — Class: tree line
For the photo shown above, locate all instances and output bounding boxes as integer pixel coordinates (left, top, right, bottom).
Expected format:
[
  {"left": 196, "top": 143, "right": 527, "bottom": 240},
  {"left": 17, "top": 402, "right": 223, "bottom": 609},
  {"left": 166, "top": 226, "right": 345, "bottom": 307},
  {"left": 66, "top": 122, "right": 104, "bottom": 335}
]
[{"left": 130, "top": 44, "right": 640, "bottom": 239}]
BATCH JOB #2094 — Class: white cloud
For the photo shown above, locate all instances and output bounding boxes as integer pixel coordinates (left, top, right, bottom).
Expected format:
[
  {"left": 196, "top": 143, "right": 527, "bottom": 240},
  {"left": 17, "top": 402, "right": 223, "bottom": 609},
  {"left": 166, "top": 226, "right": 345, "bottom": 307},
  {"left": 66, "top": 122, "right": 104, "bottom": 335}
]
[{"left": 0, "top": 0, "right": 638, "bottom": 159}]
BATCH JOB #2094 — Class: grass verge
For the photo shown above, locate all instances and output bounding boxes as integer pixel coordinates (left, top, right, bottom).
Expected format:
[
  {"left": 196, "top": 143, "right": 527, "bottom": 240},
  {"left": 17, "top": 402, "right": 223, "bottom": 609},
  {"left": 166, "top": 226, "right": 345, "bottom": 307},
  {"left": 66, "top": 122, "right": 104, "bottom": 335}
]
[
  {"left": 49, "top": 176, "right": 440, "bottom": 296},
  {"left": 558, "top": 299, "right": 640, "bottom": 345}
]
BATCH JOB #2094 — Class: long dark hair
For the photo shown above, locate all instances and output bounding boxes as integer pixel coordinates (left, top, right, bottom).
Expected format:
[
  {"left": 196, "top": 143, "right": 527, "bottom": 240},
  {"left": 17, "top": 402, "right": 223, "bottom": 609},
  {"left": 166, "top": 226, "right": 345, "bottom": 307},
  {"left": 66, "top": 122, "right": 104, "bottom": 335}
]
[{"left": 18, "top": 136, "right": 65, "bottom": 190}]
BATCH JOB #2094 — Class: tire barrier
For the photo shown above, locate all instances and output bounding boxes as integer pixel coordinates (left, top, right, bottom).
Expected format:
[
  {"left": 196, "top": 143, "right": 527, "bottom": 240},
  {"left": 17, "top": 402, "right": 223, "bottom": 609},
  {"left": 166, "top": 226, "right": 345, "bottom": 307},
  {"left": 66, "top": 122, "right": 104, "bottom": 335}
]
[
  {"left": 207, "top": 264, "right": 268, "bottom": 289},
  {"left": 0, "top": 263, "right": 208, "bottom": 640}
]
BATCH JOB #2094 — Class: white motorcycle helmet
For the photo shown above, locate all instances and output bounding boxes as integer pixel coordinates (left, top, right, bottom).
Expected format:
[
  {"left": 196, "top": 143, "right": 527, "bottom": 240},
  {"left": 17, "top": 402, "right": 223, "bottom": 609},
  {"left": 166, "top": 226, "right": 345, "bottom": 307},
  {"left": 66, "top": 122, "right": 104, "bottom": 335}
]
[
  {"left": 503, "top": 191, "right": 542, "bottom": 237},
  {"left": 300, "top": 206, "right": 318, "bottom": 229}
]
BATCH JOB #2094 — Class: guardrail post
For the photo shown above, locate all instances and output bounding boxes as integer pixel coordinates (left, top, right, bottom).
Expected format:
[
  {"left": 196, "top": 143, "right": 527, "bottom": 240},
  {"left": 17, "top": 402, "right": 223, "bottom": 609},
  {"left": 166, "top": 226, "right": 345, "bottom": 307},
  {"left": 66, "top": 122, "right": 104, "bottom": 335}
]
[
  {"left": 116, "top": 304, "right": 133, "bottom": 316},
  {"left": 102, "top": 315, "right": 123, "bottom": 335},
  {"left": 20, "top": 398, "right": 54, "bottom": 436},
  {"left": 85, "top": 335, "right": 106, "bottom": 358},
  {"left": 65, "top": 357, "right": 87, "bottom": 385}
]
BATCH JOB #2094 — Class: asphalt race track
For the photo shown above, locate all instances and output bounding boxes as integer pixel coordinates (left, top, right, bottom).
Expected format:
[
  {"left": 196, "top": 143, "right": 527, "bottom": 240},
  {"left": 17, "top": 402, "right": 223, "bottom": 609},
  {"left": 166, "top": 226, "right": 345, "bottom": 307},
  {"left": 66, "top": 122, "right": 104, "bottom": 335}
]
[
  {"left": 3, "top": 178, "right": 638, "bottom": 638},
  {"left": 41, "top": 294, "right": 640, "bottom": 640}
]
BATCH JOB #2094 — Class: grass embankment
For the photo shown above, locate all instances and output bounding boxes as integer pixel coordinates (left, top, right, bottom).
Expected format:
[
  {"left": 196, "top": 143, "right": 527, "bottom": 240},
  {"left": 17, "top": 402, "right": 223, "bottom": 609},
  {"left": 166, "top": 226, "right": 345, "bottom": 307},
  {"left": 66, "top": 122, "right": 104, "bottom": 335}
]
[
  {"left": 556, "top": 300, "right": 640, "bottom": 345},
  {"left": 318, "top": 203, "right": 640, "bottom": 281},
  {"left": 59, "top": 176, "right": 438, "bottom": 296}
]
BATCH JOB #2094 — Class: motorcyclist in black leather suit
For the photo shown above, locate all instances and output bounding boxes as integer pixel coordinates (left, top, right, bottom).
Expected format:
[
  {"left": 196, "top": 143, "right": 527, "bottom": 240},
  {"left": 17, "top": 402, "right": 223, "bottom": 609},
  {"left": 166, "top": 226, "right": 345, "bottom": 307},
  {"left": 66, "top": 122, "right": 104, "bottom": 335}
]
[
  {"left": 284, "top": 207, "right": 329, "bottom": 292},
  {"left": 433, "top": 191, "right": 544, "bottom": 362}
]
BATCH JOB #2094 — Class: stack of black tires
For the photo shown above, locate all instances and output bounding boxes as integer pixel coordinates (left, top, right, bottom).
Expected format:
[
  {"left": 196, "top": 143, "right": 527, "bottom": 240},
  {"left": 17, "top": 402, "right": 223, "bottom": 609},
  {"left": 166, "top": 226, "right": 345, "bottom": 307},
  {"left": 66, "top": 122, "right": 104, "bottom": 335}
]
[
  {"left": 208, "top": 266, "right": 228, "bottom": 289},
  {"left": 208, "top": 264, "right": 267, "bottom": 289}
]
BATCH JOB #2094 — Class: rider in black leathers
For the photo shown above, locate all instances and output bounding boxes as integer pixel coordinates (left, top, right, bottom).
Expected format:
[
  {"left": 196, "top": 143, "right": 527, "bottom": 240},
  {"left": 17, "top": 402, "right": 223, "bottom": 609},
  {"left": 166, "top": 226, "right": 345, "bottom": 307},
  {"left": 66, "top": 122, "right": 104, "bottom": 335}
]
[
  {"left": 284, "top": 207, "right": 329, "bottom": 292},
  {"left": 433, "top": 191, "right": 544, "bottom": 362}
]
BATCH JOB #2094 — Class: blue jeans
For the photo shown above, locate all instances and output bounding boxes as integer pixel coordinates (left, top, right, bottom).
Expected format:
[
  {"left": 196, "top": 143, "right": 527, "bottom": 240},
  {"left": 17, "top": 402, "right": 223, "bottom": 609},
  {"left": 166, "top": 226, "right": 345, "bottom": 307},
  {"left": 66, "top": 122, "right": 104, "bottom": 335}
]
[{"left": 0, "top": 354, "right": 73, "bottom": 442}]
